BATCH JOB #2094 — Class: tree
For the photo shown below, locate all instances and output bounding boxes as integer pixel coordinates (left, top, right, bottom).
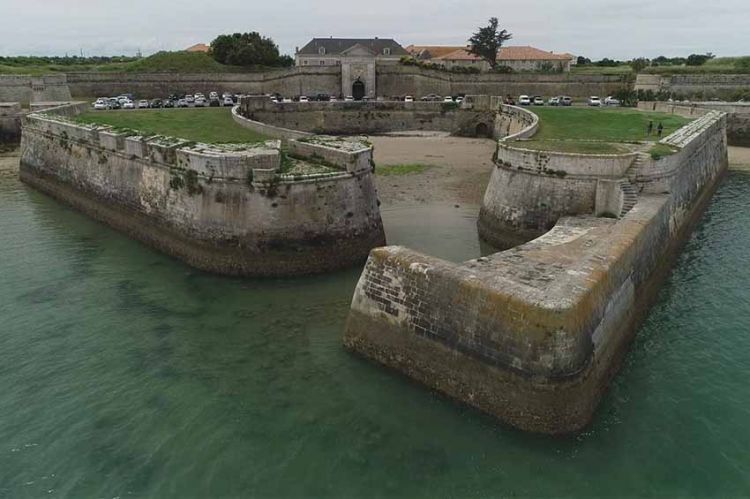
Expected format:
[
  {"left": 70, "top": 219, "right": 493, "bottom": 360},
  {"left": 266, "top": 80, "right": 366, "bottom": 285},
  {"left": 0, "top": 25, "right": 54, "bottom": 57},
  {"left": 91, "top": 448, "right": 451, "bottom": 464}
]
[
  {"left": 209, "top": 32, "right": 287, "bottom": 67},
  {"left": 468, "top": 17, "right": 512, "bottom": 69},
  {"left": 686, "top": 53, "right": 715, "bottom": 66},
  {"left": 630, "top": 57, "right": 650, "bottom": 72},
  {"left": 577, "top": 56, "right": 592, "bottom": 65}
]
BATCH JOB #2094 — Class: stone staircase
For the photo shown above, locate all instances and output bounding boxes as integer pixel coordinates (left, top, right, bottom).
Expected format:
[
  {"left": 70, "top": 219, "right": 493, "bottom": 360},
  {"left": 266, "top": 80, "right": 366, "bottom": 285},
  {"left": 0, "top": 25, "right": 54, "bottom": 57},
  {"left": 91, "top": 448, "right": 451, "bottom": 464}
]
[
  {"left": 625, "top": 151, "right": 650, "bottom": 183},
  {"left": 618, "top": 179, "right": 639, "bottom": 217}
]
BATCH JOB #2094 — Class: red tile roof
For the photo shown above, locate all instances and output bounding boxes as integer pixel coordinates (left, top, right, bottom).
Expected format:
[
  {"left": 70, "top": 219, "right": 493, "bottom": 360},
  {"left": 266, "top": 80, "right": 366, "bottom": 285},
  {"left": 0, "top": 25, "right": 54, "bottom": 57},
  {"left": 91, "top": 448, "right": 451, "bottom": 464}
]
[
  {"left": 406, "top": 45, "right": 467, "bottom": 58},
  {"left": 185, "top": 43, "right": 210, "bottom": 53},
  {"left": 433, "top": 46, "right": 571, "bottom": 62}
]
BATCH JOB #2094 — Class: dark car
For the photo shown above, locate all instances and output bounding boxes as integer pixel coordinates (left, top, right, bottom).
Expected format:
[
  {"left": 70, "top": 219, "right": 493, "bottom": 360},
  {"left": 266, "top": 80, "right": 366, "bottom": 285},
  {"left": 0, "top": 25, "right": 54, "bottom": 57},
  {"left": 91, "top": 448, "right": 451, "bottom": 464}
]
[
  {"left": 107, "top": 98, "right": 121, "bottom": 110},
  {"left": 162, "top": 99, "right": 175, "bottom": 108},
  {"left": 150, "top": 99, "right": 163, "bottom": 108},
  {"left": 315, "top": 93, "right": 331, "bottom": 102},
  {"left": 209, "top": 98, "right": 220, "bottom": 107}
]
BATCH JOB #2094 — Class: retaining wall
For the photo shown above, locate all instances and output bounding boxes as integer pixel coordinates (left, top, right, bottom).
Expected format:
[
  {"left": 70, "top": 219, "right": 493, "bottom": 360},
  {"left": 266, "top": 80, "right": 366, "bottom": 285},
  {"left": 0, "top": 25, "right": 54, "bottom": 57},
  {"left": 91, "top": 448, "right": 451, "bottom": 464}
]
[
  {"left": 0, "top": 102, "right": 23, "bottom": 142},
  {"left": 343, "top": 109, "right": 728, "bottom": 434},
  {"left": 635, "top": 73, "right": 750, "bottom": 101},
  {"left": 238, "top": 96, "right": 496, "bottom": 136},
  {"left": 19, "top": 104, "right": 385, "bottom": 276},
  {"left": 0, "top": 75, "right": 72, "bottom": 104}
]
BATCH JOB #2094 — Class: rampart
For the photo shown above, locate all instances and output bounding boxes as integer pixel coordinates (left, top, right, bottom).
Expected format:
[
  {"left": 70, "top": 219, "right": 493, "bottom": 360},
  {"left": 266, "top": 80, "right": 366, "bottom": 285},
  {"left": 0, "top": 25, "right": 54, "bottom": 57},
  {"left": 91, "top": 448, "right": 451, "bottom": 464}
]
[
  {"left": 377, "top": 65, "right": 630, "bottom": 99},
  {"left": 238, "top": 96, "right": 498, "bottom": 137},
  {"left": 0, "top": 75, "right": 72, "bottom": 104},
  {"left": 638, "top": 100, "right": 750, "bottom": 147},
  {"left": 19, "top": 103, "right": 385, "bottom": 276},
  {"left": 343, "top": 106, "right": 728, "bottom": 434},
  {"left": 635, "top": 73, "right": 750, "bottom": 101}
]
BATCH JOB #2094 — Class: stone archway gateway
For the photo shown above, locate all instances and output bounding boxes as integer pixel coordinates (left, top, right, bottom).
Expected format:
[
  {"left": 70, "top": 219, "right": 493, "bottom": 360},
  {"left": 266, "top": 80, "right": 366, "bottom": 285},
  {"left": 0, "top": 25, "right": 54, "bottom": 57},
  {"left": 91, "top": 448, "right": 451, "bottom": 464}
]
[{"left": 352, "top": 78, "right": 365, "bottom": 100}]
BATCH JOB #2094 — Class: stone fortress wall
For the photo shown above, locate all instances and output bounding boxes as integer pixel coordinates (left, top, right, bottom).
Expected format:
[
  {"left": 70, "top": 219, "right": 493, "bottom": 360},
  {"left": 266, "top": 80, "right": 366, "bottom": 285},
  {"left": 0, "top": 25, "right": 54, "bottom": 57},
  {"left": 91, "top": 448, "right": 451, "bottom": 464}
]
[
  {"left": 237, "top": 95, "right": 498, "bottom": 137},
  {"left": 0, "top": 75, "right": 72, "bottom": 104},
  {"left": 342, "top": 103, "right": 729, "bottom": 434},
  {"left": 19, "top": 103, "right": 385, "bottom": 276},
  {"left": 58, "top": 67, "right": 629, "bottom": 100},
  {"left": 638, "top": 100, "right": 750, "bottom": 147},
  {"left": 636, "top": 73, "right": 750, "bottom": 101}
]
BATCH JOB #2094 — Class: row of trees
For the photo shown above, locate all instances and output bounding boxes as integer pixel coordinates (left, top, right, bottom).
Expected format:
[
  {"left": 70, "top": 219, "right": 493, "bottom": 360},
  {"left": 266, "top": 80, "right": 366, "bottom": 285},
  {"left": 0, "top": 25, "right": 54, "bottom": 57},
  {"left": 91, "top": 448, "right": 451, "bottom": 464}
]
[{"left": 209, "top": 33, "right": 293, "bottom": 67}]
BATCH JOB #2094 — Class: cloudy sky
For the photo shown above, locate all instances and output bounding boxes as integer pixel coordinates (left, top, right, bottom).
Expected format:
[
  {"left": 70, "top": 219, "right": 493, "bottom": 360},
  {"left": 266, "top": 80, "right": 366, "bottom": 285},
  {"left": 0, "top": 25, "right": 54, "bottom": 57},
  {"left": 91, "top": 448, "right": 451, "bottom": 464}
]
[{"left": 2, "top": 0, "right": 749, "bottom": 60}]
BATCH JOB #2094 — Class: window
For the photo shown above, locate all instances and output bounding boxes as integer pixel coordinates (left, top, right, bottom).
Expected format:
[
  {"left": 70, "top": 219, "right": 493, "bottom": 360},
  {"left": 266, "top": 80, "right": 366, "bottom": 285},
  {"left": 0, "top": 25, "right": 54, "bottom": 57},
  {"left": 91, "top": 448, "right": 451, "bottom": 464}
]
[
  {"left": 319, "top": 47, "right": 326, "bottom": 55},
  {"left": 320, "top": 60, "right": 325, "bottom": 66},
  {"left": 383, "top": 48, "right": 391, "bottom": 56}
]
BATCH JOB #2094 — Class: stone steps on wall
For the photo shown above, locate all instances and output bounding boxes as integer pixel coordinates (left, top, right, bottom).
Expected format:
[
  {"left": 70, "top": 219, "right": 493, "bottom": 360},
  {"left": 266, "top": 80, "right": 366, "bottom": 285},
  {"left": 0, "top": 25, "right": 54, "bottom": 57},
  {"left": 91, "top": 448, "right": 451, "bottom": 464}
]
[
  {"left": 625, "top": 152, "right": 650, "bottom": 183},
  {"left": 618, "top": 179, "right": 639, "bottom": 217}
]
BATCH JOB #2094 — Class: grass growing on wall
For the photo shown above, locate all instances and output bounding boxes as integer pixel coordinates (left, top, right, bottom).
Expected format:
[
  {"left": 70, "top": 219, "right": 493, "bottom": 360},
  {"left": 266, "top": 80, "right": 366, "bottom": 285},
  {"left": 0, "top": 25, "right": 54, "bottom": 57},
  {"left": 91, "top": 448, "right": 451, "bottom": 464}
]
[
  {"left": 649, "top": 143, "right": 679, "bottom": 160},
  {"left": 377, "top": 164, "right": 431, "bottom": 176},
  {"left": 76, "top": 108, "right": 268, "bottom": 144},
  {"left": 513, "top": 140, "right": 628, "bottom": 154}
]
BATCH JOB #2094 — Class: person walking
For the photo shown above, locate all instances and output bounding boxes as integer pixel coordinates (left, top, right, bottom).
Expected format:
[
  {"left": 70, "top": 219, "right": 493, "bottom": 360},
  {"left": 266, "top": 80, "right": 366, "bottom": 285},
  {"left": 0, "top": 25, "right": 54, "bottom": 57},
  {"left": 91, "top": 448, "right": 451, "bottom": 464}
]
[
  {"left": 657, "top": 122, "right": 664, "bottom": 138},
  {"left": 647, "top": 120, "right": 654, "bottom": 136}
]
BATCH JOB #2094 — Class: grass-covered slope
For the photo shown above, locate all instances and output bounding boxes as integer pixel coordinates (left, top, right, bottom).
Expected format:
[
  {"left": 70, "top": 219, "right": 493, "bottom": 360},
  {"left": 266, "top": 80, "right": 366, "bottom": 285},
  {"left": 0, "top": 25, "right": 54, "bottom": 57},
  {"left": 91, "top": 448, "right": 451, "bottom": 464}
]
[
  {"left": 76, "top": 108, "right": 268, "bottom": 144},
  {"left": 516, "top": 107, "right": 692, "bottom": 154},
  {"left": 0, "top": 51, "right": 287, "bottom": 75}
]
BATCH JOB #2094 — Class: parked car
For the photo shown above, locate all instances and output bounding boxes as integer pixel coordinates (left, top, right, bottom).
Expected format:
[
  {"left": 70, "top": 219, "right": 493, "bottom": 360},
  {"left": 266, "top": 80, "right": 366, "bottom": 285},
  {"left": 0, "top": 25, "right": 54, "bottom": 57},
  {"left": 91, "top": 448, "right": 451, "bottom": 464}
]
[
  {"left": 604, "top": 96, "right": 621, "bottom": 106},
  {"left": 177, "top": 99, "right": 189, "bottom": 108},
  {"left": 106, "top": 98, "right": 120, "bottom": 110},
  {"left": 223, "top": 96, "right": 234, "bottom": 106},
  {"left": 163, "top": 99, "right": 175, "bottom": 108},
  {"left": 315, "top": 93, "right": 331, "bottom": 102},
  {"left": 443, "top": 96, "right": 454, "bottom": 103},
  {"left": 209, "top": 98, "right": 220, "bottom": 107},
  {"left": 94, "top": 98, "right": 109, "bottom": 110},
  {"left": 588, "top": 96, "right": 602, "bottom": 107},
  {"left": 194, "top": 97, "right": 207, "bottom": 107},
  {"left": 185, "top": 95, "right": 195, "bottom": 104},
  {"left": 455, "top": 96, "right": 464, "bottom": 104},
  {"left": 518, "top": 95, "right": 531, "bottom": 106},
  {"left": 345, "top": 95, "right": 355, "bottom": 102},
  {"left": 560, "top": 96, "right": 573, "bottom": 106},
  {"left": 299, "top": 95, "right": 309, "bottom": 103},
  {"left": 150, "top": 99, "right": 163, "bottom": 108},
  {"left": 404, "top": 95, "right": 414, "bottom": 103},
  {"left": 533, "top": 96, "right": 545, "bottom": 106},
  {"left": 421, "top": 94, "right": 441, "bottom": 102},
  {"left": 209, "top": 91, "right": 219, "bottom": 100},
  {"left": 122, "top": 100, "right": 135, "bottom": 110},
  {"left": 548, "top": 96, "right": 560, "bottom": 106},
  {"left": 137, "top": 100, "right": 149, "bottom": 109}
]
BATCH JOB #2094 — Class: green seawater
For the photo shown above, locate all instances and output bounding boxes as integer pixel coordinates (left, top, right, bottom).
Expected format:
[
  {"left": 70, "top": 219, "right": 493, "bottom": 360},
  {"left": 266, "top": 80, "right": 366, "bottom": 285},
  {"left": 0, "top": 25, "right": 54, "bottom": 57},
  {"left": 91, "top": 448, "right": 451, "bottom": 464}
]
[{"left": 1, "top": 164, "right": 749, "bottom": 498}]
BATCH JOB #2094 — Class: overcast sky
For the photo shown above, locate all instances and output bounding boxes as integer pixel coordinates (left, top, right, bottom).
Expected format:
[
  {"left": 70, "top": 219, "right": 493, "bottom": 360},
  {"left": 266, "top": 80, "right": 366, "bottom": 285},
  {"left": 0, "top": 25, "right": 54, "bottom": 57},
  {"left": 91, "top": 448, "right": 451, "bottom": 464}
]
[{"left": 2, "top": 0, "right": 749, "bottom": 60}]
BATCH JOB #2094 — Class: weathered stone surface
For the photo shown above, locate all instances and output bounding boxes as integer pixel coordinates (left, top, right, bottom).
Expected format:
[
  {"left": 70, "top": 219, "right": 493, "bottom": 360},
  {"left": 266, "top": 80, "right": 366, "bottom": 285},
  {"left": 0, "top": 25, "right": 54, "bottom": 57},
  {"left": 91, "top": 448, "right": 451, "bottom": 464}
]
[
  {"left": 19, "top": 104, "right": 386, "bottom": 276},
  {"left": 344, "top": 108, "right": 728, "bottom": 434}
]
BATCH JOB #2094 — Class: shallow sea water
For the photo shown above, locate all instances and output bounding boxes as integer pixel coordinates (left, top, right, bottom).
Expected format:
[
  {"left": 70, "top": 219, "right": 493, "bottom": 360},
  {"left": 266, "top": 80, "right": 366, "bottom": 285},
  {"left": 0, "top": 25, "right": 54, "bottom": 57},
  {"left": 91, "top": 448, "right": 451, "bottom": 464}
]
[{"left": 1, "top": 162, "right": 749, "bottom": 497}]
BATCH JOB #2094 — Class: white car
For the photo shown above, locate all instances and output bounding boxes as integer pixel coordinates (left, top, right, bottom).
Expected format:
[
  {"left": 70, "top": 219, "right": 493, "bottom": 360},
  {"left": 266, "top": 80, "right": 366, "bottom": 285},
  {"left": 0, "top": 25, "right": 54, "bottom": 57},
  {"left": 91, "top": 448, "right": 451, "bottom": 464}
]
[
  {"left": 443, "top": 96, "right": 454, "bottom": 102},
  {"left": 344, "top": 96, "right": 354, "bottom": 102},
  {"left": 533, "top": 96, "right": 545, "bottom": 106},
  {"left": 548, "top": 96, "right": 560, "bottom": 106},
  {"left": 93, "top": 98, "right": 108, "bottom": 110},
  {"left": 209, "top": 92, "right": 219, "bottom": 100},
  {"left": 177, "top": 99, "right": 189, "bottom": 108},
  {"left": 518, "top": 95, "right": 531, "bottom": 106},
  {"left": 299, "top": 96, "right": 309, "bottom": 103},
  {"left": 223, "top": 97, "right": 234, "bottom": 106},
  {"left": 122, "top": 100, "right": 135, "bottom": 109},
  {"left": 404, "top": 95, "right": 414, "bottom": 103},
  {"left": 195, "top": 97, "right": 207, "bottom": 107},
  {"left": 604, "top": 96, "right": 621, "bottom": 106},
  {"left": 329, "top": 96, "right": 338, "bottom": 102},
  {"left": 137, "top": 100, "right": 149, "bottom": 109},
  {"left": 185, "top": 95, "right": 195, "bottom": 104},
  {"left": 588, "top": 96, "right": 602, "bottom": 106},
  {"left": 282, "top": 98, "right": 293, "bottom": 103}
]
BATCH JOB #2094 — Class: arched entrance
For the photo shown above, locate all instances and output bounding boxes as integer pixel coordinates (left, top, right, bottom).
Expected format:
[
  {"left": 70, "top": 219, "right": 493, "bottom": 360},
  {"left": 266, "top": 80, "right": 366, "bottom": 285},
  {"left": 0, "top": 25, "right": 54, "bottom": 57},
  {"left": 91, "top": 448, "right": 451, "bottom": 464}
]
[
  {"left": 475, "top": 122, "right": 491, "bottom": 138},
  {"left": 352, "top": 78, "right": 365, "bottom": 100}
]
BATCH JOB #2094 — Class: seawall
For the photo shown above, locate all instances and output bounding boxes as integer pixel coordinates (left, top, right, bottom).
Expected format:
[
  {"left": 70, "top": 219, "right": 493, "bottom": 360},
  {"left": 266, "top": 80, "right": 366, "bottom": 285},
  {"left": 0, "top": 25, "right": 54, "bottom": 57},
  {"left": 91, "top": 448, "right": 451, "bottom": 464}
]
[
  {"left": 636, "top": 73, "right": 750, "bottom": 101},
  {"left": 19, "top": 104, "right": 385, "bottom": 276},
  {"left": 0, "top": 75, "right": 72, "bottom": 104},
  {"left": 343, "top": 108, "right": 728, "bottom": 434}
]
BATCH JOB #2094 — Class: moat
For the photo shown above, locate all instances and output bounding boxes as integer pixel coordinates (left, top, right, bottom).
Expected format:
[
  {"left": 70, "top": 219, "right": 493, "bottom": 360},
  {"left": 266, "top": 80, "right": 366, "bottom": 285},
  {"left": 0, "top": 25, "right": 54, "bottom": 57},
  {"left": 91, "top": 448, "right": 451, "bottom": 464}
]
[{"left": 0, "top": 144, "right": 749, "bottom": 496}]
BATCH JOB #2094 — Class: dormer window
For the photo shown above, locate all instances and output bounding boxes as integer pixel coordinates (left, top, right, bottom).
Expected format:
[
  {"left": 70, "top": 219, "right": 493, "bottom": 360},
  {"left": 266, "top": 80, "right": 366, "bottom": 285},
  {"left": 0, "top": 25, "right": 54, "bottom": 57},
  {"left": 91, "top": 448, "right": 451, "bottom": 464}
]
[
  {"left": 319, "top": 47, "right": 326, "bottom": 55},
  {"left": 383, "top": 48, "right": 391, "bottom": 56}
]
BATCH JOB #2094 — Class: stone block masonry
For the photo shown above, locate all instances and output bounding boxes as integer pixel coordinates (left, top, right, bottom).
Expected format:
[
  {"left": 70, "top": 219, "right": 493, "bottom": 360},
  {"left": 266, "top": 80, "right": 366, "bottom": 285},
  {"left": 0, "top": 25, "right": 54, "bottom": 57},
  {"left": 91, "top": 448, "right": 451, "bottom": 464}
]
[
  {"left": 19, "top": 103, "right": 385, "bottom": 276},
  {"left": 344, "top": 106, "right": 728, "bottom": 434}
]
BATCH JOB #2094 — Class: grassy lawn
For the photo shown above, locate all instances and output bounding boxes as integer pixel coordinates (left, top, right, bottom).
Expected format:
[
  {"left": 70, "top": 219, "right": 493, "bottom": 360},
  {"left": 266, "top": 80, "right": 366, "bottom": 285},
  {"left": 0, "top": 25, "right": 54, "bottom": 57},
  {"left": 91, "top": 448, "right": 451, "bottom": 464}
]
[
  {"left": 377, "top": 164, "right": 431, "bottom": 176},
  {"left": 513, "top": 107, "right": 692, "bottom": 154},
  {"left": 649, "top": 143, "right": 679, "bottom": 160},
  {"left": 76, "top": 108, "right": 268, "bottom": 144}
]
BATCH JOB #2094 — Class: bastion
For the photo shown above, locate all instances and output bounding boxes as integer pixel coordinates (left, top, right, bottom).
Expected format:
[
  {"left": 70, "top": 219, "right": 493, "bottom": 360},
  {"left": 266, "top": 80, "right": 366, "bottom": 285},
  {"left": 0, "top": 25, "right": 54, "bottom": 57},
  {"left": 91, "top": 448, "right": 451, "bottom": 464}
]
[
  {"left": 19, "top": 103, "right": 385, "bottom": 276},
  {"left": 343, "top": 103, "right": 728, "bottom": 434}
]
